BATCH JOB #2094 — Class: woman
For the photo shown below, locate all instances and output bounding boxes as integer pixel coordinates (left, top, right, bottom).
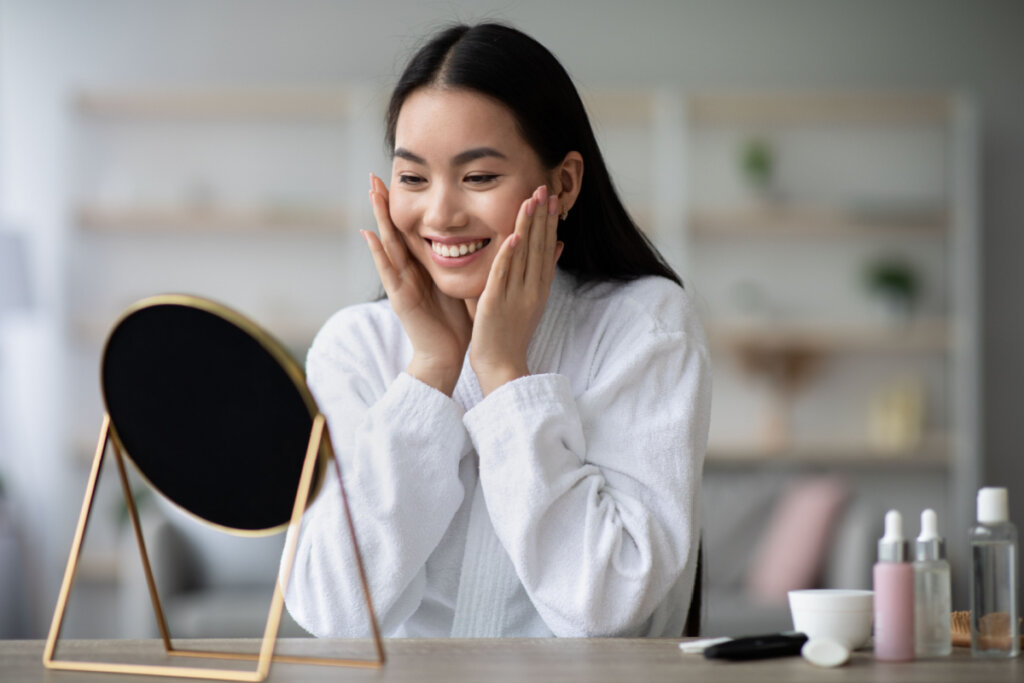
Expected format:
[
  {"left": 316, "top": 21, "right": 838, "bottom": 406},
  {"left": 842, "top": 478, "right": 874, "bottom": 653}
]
[{"left": 284, "top": 22, "right": 711, "bottom": 638}]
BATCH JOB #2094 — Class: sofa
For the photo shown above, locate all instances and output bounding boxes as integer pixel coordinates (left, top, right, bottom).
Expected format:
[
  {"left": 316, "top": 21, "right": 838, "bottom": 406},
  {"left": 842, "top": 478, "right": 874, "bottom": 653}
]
[{"left": 700, "top": 470, "right": 876, "bottom": 637}]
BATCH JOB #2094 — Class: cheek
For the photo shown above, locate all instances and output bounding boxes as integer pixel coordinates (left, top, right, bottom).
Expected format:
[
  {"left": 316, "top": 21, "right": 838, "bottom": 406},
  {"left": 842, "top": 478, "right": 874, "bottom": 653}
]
[
  {"left": 485, "top": 193, "right": 527, "bottom": 235},
  {"left": 387, "top": 196, "right": 417, "bottom": 235}
]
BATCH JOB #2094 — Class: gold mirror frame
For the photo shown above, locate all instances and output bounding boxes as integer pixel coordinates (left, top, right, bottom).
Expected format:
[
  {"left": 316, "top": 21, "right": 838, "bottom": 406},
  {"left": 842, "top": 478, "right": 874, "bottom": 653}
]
[{"left": 42, "top": 295, "right": 385, "bottom": 680}]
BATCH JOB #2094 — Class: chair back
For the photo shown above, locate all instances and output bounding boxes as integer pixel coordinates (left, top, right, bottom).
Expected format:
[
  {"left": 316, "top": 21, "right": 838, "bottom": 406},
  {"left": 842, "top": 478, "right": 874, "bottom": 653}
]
[{"left": 682, "top": 540, "right": 703, "bottom": 637}]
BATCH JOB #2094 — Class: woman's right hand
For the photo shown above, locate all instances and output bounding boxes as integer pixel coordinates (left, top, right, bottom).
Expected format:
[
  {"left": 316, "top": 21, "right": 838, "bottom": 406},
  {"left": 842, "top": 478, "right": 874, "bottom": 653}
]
[{"left": 363, "top": 173, "right": 471, "bottom": 396}]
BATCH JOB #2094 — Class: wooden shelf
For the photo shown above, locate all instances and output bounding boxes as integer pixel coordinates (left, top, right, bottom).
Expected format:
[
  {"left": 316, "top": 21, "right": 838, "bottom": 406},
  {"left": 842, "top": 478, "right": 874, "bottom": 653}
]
[
  {"left": 689, "top": 204, "right": 948, "bottom": 239},
  {"left": 74, "top": 87, "right": 350, "bottom": 119},
  {"left": 77, "top": 205, "right": 348, "bottom": 234},
  {"left": 708, "top": 318, "right": 950, "bottom": 354},
  {"left": 581, "top": 89, "right": 657, "bottom": 125},
  {"left": 687, "top": 91, "right": 951, "bottom": 126},
  {"left": 706, "top": 433, "right": 950, "bottom": 469}
]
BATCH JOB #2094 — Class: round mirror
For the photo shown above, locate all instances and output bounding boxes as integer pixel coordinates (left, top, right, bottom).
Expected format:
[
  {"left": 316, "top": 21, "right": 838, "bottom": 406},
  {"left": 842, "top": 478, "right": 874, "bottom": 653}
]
[{"left": 100, "top": 295, "right": 327, "bottom": 534}]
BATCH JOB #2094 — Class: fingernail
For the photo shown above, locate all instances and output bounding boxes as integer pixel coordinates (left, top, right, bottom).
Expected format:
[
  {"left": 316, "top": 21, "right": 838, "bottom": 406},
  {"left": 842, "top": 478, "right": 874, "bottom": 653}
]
[
  {"left": 369, "top": 173, "right": 375, "bottom": 190},
  {"left": 538, "top": 185, "right": 548, "bottom": 202},
  {"left": 526, "top": 199, "right": 535, "bottom": 217},
  {"left": 548, "top": 196, "right": 558, "bottom": 215},
  {"left": 509, "top": 234, "right": 520, "bottom": 248}
]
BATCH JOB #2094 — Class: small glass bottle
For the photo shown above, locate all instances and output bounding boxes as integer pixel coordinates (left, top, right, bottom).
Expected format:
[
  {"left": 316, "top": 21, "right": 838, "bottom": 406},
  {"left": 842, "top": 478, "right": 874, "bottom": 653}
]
[
  {"left": 914, "top": 509, "right": 952, "bottom": 656},
  {"left": 969, "top": 487, "right": 1020, "bottom": 658},
  {"left": 874, "top": 509, "right": 915, "bottom": 661}
]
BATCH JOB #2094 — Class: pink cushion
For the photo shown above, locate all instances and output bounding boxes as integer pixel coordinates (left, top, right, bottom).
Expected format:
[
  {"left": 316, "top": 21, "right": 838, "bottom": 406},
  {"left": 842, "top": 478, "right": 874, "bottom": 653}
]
[{"left": 746, "top": 476, "right": 850, "bottom": 604}]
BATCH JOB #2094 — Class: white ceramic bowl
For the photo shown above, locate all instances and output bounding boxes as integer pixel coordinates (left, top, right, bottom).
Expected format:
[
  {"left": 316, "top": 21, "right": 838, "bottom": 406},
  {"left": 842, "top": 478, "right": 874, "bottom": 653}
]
[{"left": 788, "top": 589, "right": 874, "bottom": 650}]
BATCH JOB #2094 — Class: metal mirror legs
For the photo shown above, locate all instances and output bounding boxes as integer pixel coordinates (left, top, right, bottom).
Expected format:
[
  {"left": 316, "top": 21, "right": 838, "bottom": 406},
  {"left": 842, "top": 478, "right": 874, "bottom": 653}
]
[{"left": 42, "top": 413, "right": 385, "bottom": 681}]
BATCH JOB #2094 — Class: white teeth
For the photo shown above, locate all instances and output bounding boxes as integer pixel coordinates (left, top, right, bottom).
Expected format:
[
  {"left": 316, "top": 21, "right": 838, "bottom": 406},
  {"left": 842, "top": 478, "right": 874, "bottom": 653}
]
[{"left": 432, "top": 240, "right": 485, "bottom": 257}]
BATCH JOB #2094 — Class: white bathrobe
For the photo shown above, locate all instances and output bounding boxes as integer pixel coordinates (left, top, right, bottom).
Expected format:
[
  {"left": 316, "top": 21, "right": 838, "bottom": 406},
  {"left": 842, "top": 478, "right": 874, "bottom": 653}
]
[{"left": 283, "top": 270, "right": 711, "bottom": 638}]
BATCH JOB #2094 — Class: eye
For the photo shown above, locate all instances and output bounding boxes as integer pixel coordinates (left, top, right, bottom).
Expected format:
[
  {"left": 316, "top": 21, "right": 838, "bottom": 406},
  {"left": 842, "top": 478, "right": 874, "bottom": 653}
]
[
  {"left": 397, "top": 173, "right": 425, "bottom": 186},
  {"left": 464, "top": 174, "right": 499, "bottom": 185}
]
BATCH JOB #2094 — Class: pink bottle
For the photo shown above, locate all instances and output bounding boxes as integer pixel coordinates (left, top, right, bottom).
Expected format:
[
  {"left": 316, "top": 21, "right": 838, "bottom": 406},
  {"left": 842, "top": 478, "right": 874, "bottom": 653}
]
[{"left": 873, "top": 509, "right": 915, "bottom": 661}]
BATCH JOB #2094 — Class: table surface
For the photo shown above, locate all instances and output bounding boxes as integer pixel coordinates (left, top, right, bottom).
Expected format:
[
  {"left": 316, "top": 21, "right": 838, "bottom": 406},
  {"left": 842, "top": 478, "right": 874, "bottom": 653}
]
[{"left": 2, "top": 638, "right": 1021, "bottom": 683}]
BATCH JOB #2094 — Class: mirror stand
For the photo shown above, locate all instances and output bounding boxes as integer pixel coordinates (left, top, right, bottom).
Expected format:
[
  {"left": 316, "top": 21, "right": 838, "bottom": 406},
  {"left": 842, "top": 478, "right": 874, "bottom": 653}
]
[{"left": 42, "top": 413, "right": 385, "bottom": 681}]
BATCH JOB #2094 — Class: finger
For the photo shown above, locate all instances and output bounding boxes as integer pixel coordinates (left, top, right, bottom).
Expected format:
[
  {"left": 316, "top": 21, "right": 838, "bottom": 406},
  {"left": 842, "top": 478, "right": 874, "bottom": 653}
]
[
  {"left": 482, "top": 233, "right": 520, "bottom": 306},
  {"left": 361, "top": 229, "right": 400, "bottom": 292},
  {"left": 524, "top": 184, "right": 557, "bottom": 286},
  {"left": 503, "top": 192, "right": 533, "bottom": 294},
  {"left": 371, "top": 173, "right": 390, "bottom": 204},
  {"left": 541, "top": 199, "right": 561, "bottom": 283},
  {"left": 511, "top": 186, "right": 543, "bottom": 288},
  {"left": 368, "top": 175, "right": 409, "bottom": 270}
]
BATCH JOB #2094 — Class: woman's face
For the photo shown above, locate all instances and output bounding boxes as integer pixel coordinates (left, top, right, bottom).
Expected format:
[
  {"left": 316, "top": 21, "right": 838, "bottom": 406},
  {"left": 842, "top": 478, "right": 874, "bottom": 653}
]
[{"left": 389, "top": 87, "right": 552, "bottom": 302}]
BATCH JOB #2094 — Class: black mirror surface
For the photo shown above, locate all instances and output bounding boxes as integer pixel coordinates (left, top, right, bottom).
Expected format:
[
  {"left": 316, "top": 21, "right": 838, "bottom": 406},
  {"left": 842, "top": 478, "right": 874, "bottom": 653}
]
[{"left": 101, "top": 296, "right": 325, "bottom": 534}]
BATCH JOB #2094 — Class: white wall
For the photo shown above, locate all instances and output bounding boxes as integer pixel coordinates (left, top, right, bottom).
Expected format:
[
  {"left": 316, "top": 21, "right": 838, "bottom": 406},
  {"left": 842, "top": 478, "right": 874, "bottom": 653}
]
[{"left": 2, "top": 0, "right": 1022, "bottom": 637}]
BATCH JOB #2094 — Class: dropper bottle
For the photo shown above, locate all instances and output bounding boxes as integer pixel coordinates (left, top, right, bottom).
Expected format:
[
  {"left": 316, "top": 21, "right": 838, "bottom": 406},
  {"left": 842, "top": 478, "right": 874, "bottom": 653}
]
[
  {"left": 914, "top": 509, "right": 952, "bottom": 656},
  {"left": 874, "top": 509, "right": 915, "bottom": 661}
]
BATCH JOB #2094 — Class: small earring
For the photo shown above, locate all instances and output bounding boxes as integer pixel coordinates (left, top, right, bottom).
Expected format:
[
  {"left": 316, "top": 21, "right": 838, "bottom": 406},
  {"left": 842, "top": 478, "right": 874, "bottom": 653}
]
[{"left": 559, "top": 206, "right": 569, "bottom": 221}]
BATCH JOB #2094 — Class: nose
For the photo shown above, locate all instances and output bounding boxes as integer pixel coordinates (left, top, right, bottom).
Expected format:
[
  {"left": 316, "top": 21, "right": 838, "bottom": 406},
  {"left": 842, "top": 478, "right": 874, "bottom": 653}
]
[{"left": 422, "top": 181, "right": 467, "bottom": 232}]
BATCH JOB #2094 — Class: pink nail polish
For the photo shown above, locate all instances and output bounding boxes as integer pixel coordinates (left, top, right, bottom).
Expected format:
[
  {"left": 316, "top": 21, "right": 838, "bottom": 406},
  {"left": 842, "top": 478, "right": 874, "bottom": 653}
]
[
  {"left": 526, "top": 199, "right": 535, "bottom": 217},
  {"left": 538, "top": 185, "right": 548, "bottom": 202}
]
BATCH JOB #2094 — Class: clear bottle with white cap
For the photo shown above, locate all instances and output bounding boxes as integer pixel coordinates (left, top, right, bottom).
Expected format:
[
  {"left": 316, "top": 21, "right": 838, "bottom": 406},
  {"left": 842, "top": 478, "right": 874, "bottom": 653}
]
[
  {"left": 913, "top": 509, "right": 952, "bottom": 656},
  {"left": 969, "top": 487, "right": 1019, "bottom": 658}
]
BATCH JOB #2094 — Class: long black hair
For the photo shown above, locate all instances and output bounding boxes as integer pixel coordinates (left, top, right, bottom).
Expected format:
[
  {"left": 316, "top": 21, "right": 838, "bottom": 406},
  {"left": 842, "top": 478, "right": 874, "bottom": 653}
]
[{"left": 385, "top": 22, "right": 682, "bottom": 287}]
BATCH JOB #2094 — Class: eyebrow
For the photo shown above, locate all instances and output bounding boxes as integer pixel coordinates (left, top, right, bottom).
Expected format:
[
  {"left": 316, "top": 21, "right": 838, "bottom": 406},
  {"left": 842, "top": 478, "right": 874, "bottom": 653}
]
[{"left": 393, "top": 146, "right": 508, "bottom": 166}]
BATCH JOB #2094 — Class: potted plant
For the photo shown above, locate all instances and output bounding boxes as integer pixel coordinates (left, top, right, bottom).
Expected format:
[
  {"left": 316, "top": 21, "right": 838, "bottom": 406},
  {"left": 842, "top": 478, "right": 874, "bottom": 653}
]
[
  {"left": 739, "top": 137, "right": 775, "bottom": 201},
  {"left": 863, "top": 256, "right": 920, "bottom": 323}
]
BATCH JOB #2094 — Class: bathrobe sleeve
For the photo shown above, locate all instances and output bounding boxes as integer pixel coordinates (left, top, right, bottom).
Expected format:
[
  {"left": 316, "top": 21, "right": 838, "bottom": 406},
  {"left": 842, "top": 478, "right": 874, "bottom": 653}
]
[
  {"left": 462, "top": 280, "right": 712, "bottom": 637},
  {"left": 282, "top": 304, "right": 471, "bottom": 637}
]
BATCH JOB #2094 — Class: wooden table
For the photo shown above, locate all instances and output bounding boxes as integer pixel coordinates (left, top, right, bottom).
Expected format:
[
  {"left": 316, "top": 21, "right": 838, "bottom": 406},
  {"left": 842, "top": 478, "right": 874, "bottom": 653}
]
[{"left": 2, "top": 638, "right": 1021, "bottom": 682}]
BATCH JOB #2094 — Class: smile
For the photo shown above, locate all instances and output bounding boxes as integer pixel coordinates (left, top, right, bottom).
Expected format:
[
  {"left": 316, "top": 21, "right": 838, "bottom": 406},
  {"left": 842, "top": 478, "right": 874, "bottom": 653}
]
[{"left": 429, "top": 239, "right": 489, "bottom": 258}]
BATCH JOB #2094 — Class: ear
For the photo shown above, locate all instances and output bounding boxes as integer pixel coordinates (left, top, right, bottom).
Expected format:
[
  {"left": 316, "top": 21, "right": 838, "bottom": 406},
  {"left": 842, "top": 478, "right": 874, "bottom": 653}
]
[{"left": 550, "top": 151, "right": 584, "bottom": 215}]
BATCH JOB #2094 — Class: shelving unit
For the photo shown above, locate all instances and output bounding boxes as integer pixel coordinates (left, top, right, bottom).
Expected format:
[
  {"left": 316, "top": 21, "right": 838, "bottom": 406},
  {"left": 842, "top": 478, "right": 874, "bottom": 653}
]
[
  {"left": 689, "top": 204, "right": 948, "bottom": 239},
  {"left": 706, "top": 432, "right": 952, "bottom": 469},
  {"left": 74, "top": 88, "right": 352, "bottom": 119},
  {"left": 708, "top": 318, "right": 951, "bottom": 354},
  {"left": 76, "top": 205, "right": 349, "bottom": 234},
  {"left": 683, "top": 91, "right": 972, "bottom": 450},
  {"left": 682, "top": 90, "right": 978, "bottom": 603},
  {"left": 67, "top": 84, "right": 384, "bottom": 344}
]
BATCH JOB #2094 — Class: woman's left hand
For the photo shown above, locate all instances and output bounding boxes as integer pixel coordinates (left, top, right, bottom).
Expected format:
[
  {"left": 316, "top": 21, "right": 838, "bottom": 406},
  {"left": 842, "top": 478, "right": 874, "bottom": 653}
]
[{"left": 470, "top": 184, "right": 563, "bottom": 396}]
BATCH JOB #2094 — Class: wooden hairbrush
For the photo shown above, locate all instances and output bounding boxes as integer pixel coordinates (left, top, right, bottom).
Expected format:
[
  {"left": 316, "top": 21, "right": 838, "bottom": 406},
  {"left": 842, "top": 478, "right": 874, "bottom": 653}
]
[{"left": 950, "top": 610, "right": 1024, "bottom": 648}]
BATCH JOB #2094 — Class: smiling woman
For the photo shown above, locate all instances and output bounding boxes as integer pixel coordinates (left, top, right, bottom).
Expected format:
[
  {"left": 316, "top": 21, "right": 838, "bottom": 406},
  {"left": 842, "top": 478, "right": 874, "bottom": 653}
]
[{"left": 282, "top": 22, "right": 711, "bottom": 639}]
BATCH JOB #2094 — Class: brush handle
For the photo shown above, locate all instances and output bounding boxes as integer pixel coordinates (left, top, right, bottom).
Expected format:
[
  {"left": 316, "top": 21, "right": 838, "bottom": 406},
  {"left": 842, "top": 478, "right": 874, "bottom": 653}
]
[{"left": 704, "top": 632, "right": 808, "bottom": 661}]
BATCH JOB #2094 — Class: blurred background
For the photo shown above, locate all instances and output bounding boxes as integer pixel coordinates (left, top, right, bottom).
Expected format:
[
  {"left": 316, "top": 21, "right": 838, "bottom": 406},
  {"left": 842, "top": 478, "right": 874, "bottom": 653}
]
[{"left": 0, "top": 0, "right": 1021, "bottom": 640}]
